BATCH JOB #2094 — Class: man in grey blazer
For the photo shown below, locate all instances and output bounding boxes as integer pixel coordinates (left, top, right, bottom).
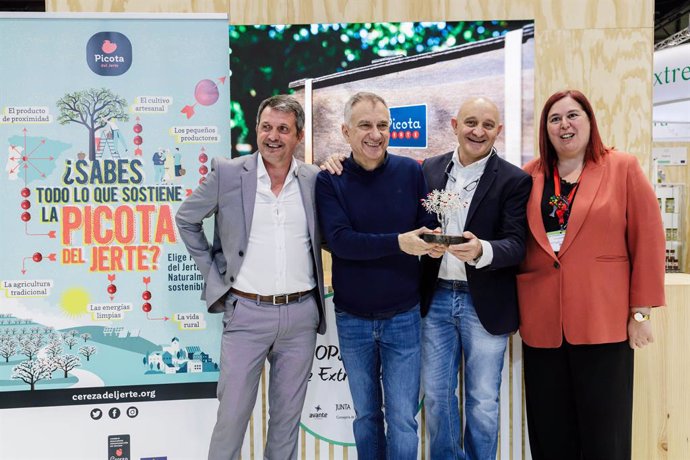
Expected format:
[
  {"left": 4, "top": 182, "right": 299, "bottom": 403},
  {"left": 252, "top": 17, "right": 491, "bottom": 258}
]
[{"left": 176, "top": 95, "right": 325, "bottom": 460}]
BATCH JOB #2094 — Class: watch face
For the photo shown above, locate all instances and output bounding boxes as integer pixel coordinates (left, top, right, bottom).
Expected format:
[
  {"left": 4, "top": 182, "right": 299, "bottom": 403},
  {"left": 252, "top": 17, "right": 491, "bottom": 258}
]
[{"left": 633, "top": 312, "right": 648, "bottom": 322}]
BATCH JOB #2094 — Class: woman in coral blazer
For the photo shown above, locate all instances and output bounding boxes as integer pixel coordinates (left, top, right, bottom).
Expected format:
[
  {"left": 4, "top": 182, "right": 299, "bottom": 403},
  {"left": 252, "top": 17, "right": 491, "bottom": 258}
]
[{"left": 517, "top": 90, "right": 665, "bottom": 460}]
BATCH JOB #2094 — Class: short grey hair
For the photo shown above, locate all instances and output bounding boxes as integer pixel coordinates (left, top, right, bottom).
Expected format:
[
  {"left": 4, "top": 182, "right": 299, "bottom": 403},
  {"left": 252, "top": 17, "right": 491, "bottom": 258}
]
[
  {"left": 343, "top": 92, "right": 389, "bottom": 126},
  {"left": 256, "top": 94, "right": 305, "bottom": 134}
]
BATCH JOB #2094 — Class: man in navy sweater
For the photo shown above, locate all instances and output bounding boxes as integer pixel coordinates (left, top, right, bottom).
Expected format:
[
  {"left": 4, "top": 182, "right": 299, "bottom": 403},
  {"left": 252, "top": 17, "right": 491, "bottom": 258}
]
[{"left": 315, "top": 92, "right": 441, "bottom": 460}]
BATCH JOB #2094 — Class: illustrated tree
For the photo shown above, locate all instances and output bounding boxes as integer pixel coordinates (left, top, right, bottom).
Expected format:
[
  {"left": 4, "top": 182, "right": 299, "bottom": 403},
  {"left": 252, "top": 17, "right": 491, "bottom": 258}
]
[
  {"left": 79, "top": 345, "right": 97, "bottom": 361},
  {"left": 56, "top": 88, "right": 129, "bottom": 161},
  {"left": 19, "top": 337, "right": 40, "bottom": 361},
  {"left": 80, "top": 333, "right": 91, "bottom": 343},
  {"left": 63, "top": 335, "right": 78, "bottom": 350},
  {"left": 0, "top": 338, "right": 17, "bottom": 362},
  {"left": 12, "top": 358, "right": 54, "bottom": 391},
  {"left": 30, "top": 333, "right": 44, "bottom": 349},
  {"left": 54, "top": 354, "right": 81, "bottom": 378},
  {"left": 45, "top": 341, "right": 63, "bottom": 359}
]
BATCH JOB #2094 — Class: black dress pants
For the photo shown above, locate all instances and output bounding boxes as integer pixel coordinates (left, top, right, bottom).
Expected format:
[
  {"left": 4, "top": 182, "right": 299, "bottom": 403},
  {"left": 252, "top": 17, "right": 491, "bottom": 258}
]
[{"left": 523, "top": 339, "right": 634, "bottom": 460}]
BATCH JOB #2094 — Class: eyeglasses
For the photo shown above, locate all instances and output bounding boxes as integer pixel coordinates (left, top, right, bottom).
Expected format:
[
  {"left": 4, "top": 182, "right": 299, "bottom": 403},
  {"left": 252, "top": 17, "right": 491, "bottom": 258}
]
[
  {"left": 463, "top": 178, "right": 479, "bottom": 192},
  {"left": 446, "top": 171, "right": 480, "bottom": 190}
]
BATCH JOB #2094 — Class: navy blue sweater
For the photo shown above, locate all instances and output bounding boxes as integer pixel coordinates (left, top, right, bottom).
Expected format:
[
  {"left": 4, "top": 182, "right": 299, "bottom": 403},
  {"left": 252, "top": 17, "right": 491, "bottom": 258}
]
[{"left": 315, "top": 153, "right": 436, "bottom": 318}]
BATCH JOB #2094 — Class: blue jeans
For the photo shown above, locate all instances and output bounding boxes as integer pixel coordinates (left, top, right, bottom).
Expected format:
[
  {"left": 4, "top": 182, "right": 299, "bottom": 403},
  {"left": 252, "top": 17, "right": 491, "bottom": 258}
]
[
  {"left": 335, "top": 305, "right": 421, "bottom": 460},
  {"left": 422, "top": 281, "right": 508, "bottom": 460}
]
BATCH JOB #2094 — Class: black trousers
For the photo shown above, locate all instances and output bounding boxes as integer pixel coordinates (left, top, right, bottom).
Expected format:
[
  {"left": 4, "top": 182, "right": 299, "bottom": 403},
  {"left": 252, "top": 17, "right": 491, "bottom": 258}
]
[{"left": 523, "top": 339, "right": 634, "bottom": 460}]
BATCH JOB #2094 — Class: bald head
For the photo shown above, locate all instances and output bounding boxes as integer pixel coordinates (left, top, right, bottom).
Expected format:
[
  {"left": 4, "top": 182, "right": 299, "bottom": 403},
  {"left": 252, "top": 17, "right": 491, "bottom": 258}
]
[
  {"left": 452, "top": 97, "right": 503, "bottom": 165},
  {"left": 457, "top": 97, "right": 500, "bottom": 122}
]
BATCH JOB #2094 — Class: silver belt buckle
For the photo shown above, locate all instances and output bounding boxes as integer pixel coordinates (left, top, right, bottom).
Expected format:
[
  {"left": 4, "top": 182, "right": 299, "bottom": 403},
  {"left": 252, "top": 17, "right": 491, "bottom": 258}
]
[{"left": 272, "top": 294, "right": 288, "bottom": 305}]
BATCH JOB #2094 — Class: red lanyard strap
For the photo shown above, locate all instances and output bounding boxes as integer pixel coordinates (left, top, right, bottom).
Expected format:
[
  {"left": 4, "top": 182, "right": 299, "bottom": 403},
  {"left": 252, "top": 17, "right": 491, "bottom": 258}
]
[{"left": 549, "top": 166, "right": 579, "bottom": 228}]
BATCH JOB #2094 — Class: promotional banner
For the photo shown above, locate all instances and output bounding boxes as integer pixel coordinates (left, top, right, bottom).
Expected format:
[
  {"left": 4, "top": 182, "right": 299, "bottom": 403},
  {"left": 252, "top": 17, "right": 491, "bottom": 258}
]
[{"left": 0, "top": 13, "right": 229, "bottom": 459}]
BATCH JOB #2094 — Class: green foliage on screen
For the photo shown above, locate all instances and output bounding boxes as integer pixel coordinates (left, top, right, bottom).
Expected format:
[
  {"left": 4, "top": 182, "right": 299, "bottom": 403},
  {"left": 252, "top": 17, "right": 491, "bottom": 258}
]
[{"left": 229, "top": 21, "right": 530, "bottom": 156}]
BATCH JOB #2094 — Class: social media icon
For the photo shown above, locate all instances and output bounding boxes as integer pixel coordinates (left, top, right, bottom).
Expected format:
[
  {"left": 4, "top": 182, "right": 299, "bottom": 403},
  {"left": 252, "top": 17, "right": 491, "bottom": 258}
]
[
  {"left": 126, "top": 406, "right": 138, "bottom": 418},
  {"left": 90, "top": 408, "right": 102, "bottom": 420},
  {"left": 109, "top": 407, "right": 120, "bottom": 419}
]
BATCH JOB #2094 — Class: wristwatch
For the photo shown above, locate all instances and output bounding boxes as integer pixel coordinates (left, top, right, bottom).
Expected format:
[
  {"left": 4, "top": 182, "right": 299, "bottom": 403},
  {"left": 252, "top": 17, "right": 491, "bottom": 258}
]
[{"left": 631, "top": 311, "right": 651, "bottom": 322}]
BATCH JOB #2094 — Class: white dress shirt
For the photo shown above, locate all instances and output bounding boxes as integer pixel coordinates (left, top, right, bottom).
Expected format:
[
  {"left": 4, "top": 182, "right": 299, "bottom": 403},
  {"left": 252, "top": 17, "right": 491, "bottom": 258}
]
[
  {"left": 233, "top": 156, "right": 316, "bottom": 295},
  {"left": 438, "top": 148, "right": 495, "bottom": 281}
]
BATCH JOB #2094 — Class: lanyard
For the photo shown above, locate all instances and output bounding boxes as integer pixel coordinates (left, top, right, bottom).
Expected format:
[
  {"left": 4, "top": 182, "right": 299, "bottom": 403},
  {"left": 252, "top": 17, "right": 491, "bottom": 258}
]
[{"left": 549, "top": 166, "right": 579, "bottom": 229}]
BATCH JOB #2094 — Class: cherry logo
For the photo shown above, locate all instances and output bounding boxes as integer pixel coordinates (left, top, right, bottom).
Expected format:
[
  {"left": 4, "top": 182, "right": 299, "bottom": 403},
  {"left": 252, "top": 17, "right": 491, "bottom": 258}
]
[
  {"left": 102, "top": 40, "right": 117, "bottom": 54},
  {"left": 115, "top": 448, "right": 122, "bottom": 456},
  {"left": 86, "top": 32, "right": 132, "bottom": 76}
]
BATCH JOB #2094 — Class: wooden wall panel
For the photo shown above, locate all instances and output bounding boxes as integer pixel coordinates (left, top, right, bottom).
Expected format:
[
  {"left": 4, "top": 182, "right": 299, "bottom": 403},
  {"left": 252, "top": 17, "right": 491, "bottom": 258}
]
[
  {"left": 534, "top": 28, "right": 653, "bottom": 167},
  {"left": 46, "top": 0, "right": 655, "bottom": 28},
  {"left": 527, "top": 0, "right": 653, "bottom": 30},
  {"left": 224, "top": 0, "right": 654, "bottom": 29},
  {"left": 633, "top": 274, "right": 690, "bottom": 460}
]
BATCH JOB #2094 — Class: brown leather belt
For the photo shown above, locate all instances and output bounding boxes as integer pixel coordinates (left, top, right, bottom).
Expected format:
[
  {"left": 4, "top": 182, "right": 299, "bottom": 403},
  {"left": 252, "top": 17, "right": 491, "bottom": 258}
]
[{"left": 230, "top": 288, "right": 312, "bottom": 305}]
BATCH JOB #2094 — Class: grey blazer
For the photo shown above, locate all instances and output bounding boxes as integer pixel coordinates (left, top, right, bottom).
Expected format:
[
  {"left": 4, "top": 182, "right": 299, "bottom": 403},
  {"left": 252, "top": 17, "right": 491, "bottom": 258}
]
[{"left": 175, "top": 152, "right": 326, "bottom": 334}]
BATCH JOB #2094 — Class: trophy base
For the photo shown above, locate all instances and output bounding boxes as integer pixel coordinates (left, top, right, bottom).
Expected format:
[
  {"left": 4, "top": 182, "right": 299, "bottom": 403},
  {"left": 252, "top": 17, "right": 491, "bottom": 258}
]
[{"left": 422, "top": 233, "right": 467, "bottom": 245}]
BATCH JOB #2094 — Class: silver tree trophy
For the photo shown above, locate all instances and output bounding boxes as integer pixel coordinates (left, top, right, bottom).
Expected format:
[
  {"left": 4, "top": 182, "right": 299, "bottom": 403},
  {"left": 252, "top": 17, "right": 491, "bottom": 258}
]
[{"left": 420, "top": 189, "right": 467, "bottom": 245}]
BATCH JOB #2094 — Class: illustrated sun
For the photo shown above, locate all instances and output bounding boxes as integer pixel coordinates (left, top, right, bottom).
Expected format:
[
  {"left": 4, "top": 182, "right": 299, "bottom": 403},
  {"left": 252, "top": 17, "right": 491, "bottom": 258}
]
[{"left": 59, "top": 287, "right": 90, "bottom": 317}]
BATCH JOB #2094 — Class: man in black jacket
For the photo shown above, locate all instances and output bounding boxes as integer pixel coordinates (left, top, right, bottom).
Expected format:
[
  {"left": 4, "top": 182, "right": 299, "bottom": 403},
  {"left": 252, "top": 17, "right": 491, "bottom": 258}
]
[{"left": 419, "top": 97, "right": 531, "bottom": 460}]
